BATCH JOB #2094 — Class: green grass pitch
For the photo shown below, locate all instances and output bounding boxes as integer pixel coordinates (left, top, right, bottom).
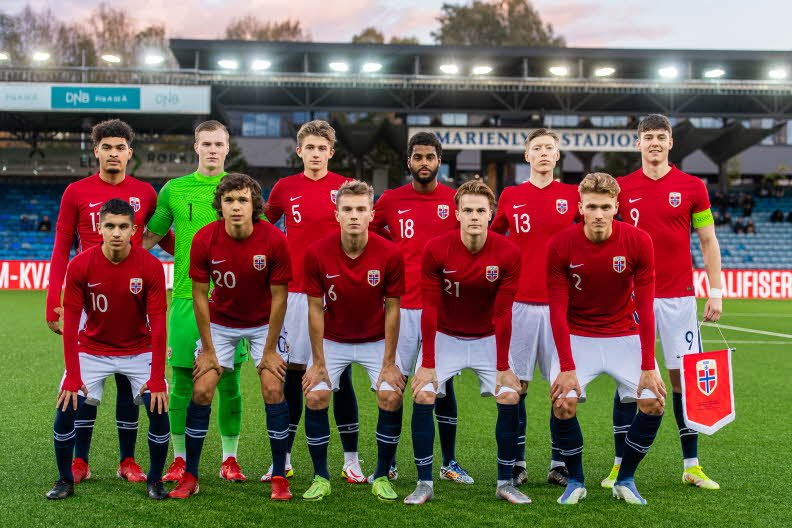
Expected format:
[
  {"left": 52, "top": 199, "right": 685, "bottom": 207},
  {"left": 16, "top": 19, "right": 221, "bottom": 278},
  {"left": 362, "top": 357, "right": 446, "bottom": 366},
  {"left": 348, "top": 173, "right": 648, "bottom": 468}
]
[{"left": 0, "top": 291, "right": 789, "bottom": 528}]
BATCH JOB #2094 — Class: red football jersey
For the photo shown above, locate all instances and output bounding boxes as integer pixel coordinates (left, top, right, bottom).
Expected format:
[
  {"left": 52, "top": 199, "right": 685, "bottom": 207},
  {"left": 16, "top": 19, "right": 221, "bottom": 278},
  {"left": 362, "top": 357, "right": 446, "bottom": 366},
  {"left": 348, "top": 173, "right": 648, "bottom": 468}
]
[
  {"left": 491, "top": 180, "right": 580, "bottom": 303},
  {"left": 303, "top": 233, "right": 404, "bottom": 344},
  {"left": 547, "top": 221, "right": 656, "bottom": 371},
  {"left": 618, "top": 165, "right": 711, "bottom": 298},
  {"left": 190, "top": 220, "right": 292, "bottom": 329},
  {"left": 420, "top": 231, "right": 520, "bottom": 370},
  {"left": 370, "top": 183, "right": 458, "bottom": 309},
  {"left": 264, "top": 172, "right": 352, "bottom": 293},
  {"left": 47, "top": 173, "right": 157, "bottom": 321}
]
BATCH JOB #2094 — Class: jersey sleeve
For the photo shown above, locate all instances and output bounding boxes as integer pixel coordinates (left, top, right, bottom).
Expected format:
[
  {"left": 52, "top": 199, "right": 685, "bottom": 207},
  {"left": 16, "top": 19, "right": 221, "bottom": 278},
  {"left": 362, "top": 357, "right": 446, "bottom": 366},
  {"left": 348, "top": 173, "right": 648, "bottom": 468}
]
[
  {"left": 546, "top": 239, "right": 575, "bottom": 371},
  {"left": 61, "top": 258, "right": 85, "bottom": 391},
  {"left": 264, "top": 181, "right": 285, "bottom": 224},
  {"left": 490, "top": 190, "right": 510, "bottom": 234},
  {"left": 493, "top": 244, "right": 519, "bottom": 371},
  {"left": 46, "top": 185, "right": 78, "bottom": 321},
  {"left": 269, "top": 229, "right": 293, "bottom": 285},
  {"left": 384, "top": 247, "right": 405, "bottom": 297},
  {"left": 145, "top": 255, "right": 168, "bottom": 392},
  {"left": 691, "top": 178, "right": 715, "bottom": 228},
  {"left": 370, "top": 192, "right": 391, "bottom": 238},
  {"left": 420, "top": 244, "right": 442, "bottom": 369},
  {"left": 146, "top": 181, "right": 174, "bottom": 236},
  {"left": 302, "top": 247, "right": 324, "bottom": 298},
  {"left": 189, "top": 231, "right": 211, "bottom": 283},
  {"left": 632, "top": 231, "right": 657, "bottom": 371}
]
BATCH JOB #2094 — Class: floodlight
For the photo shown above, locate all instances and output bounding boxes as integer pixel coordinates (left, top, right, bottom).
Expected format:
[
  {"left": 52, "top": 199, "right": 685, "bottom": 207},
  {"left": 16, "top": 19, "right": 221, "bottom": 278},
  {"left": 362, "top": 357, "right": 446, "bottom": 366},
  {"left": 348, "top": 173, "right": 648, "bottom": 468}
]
[
  {"left": 101, "top": 54, "right": 121, "bottom": 64},
  {"left": 329, "top": 61, "right": 350, "bottom": 72},
  {"left": 548, "top": 65, "right": 569, "bottom": 76},
  {"left": 217, "top": 59, "right": 239, "bottom": 70},
  {"left": 594, "top": 66, "right": 615, "bottom": 77},
  {"left": 251, "top": 59, "right": 272, "bottom": 71},
  {"left": 32, "top": 51, "right": 50, "bottom": 62},
  {"left": 658, "top": 66, "right": 679, "bottom": 79},
  {"left": 472, "top": 65, "right": 493, "bottom": 75},
  {"left": 362, "top": 62, "right": 382, "bottom": 73},
  {"left": 439, "top": 63, "right": 459, "bottom": 75},
  {"left": 704, "top": 68, "right": 725, "bottom": 79}
]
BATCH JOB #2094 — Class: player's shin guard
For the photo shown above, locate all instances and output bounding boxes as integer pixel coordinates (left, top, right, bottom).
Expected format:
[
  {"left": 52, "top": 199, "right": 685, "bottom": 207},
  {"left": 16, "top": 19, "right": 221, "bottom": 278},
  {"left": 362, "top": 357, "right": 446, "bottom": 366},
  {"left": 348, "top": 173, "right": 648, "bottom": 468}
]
[
  {"left": 142, "top": 393, "right": 170, "bottom": 482},
  {"left": 54, "top": 397, "right": 84, "bottom": 482},
  {"left": 436, "top": 378, "right": 458, "bottom": 466},
  {"left": 305, "top": 407, "right": 330, "bottom": 479},
  {"left": 334, "top": 365, "right": 360, "bottom": 454},
  {"left": 496, "top": 403, "right": 519, "bottom": 482},
  {"left": 115, "top": 373, "right": 139, "bottom": 462},
  {"left": 554, "top": 414, "right": 584, "bottom": 483},
  {"left": 266, "top": 402, "right": 290, "bottom": 478},
  {"left": 412, "top": 403, "right": 435, "bottom": 481},
  {"left": 169, "top": 366, "right": 193, "bottom": 459},
  {"left": 549, "top": 408, "right": 565, "bottom": 468},
  {"left": 673, "top": 392, "right": 698, "bottom": 465},
  {"left": 617, "top": 411, "right": 663, "bottom": 481},
  {"left": 516, "top": 393, "right": 527, "bottom": 464},
  {"left": 185, "top": 401, "right": 211, "bottom": 478},
  {"left": 217, "top": 366, "right": 242, "bottom": 461},
  {"left": 374, "top": 407, "right": 402, "bottom": 479},
  {"left": 284, "top": 369, "right": 304, "bottom": 455},
  {"left": 612, "top": 390, "right": 637, "bottom": 462},
  {"left": 73, "top": 401, "right": 96, "bottom": 462}
]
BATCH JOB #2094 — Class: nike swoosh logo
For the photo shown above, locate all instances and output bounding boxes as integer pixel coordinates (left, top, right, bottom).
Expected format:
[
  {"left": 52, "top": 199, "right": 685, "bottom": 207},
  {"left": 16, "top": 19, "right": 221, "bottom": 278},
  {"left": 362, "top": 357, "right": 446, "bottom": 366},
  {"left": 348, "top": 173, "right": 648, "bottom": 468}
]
[
  {"left": 87, "top": 282, "right": 101, "bottom": 287},
  {"left": 513, "top": 204, "right": 526, "bottom": 209},
  {"left": 326, "top": 274, "right": 340, "bottom": 279},
  {"left": 569, "top": 264, "right": 584, "bottom": 269},
  {"left": 442, "top": 269, "right": 456, "bottom": 274},
  {"left": 290, "top": 196, "right": 302, "bottom": 201},
  {"left": 398, "top": 209, "right": 411, "bottom": 214},
  {"left": 211, "top": 259, "right": 226, "bottom": 265},
  {"left": 628, "top": 198, "right": 642, "bottom": 203},
  {"left": 88, "top": 202, "right": 102, "bottom": 208}
]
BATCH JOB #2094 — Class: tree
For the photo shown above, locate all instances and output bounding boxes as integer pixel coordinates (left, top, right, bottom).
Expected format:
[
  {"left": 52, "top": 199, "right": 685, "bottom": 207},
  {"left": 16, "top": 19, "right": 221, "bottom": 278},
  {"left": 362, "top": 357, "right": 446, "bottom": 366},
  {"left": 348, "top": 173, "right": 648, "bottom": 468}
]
[
  {"left": 432, "top": 0, "right": 565, "bottom": 47},
  {"left": 352, "top": 27, "right": 385, "bottom": 44},
  {"left": 389, "top": 36, "right": 420, "bottom": 45},
  {"left": 225, "top": 15, "right": 309, "bottom": 41}
]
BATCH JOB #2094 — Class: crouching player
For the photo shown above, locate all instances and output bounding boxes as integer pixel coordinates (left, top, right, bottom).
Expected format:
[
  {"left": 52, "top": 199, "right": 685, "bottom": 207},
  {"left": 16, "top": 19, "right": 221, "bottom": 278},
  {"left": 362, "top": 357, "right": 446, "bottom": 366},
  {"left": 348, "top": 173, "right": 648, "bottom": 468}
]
[
  {"left": 547, "top": 173, "right": 666, "bottom": 506},
  {"left": 407, "top": 180, "right": 529, "bottom": 505},
  {"left": 47, "top": 199, "right": 169, "bottom": 500},
  {"left": 168, "top": 174, "right": 292, "bottom": 499},
  {"left": 300, "top": 180, "right": 406, "bottom": 502}
]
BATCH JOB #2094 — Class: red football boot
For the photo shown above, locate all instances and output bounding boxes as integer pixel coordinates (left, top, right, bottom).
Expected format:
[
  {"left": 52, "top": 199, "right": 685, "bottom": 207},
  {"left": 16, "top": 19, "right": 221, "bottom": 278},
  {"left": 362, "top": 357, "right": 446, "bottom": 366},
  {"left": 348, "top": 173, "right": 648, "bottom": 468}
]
[
  {"left": 168, "top": 472, "right": 199, "bottom": 499},
  {"left": 162, "top": 457, "right": 186, "bottom": 482},
  {"left": 71, "top": 458, "right": 91, "bottom": 484},
  {"left": 270, "top": 476, "right": 292, "bottom": 501},
  {"left": 117, "top": 457, "right": 147, "bottom": 482},
  {"left": 219, "top": 457, "right": 247, "bottom": 482}
]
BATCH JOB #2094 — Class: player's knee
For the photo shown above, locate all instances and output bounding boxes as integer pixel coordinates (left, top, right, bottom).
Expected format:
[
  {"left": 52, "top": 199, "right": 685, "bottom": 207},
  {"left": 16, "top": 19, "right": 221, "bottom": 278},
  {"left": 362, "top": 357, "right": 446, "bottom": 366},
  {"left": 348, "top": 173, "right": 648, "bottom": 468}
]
[
  {"left": 415, "top": 390, "right": 436, "bottom": 405},
  {"left": 305, "top": 390, "right": 330, "bottom": 410},
  {"left": 260, "top": 382, "right": 284, "bottom": 405},
  {"left": 495, "top": 390, "right": 519, "bottom": 405},
  {"left": 552, "top": 398, "right": 577, "bottom": 420},
  {"left": 192, "top": 381, "right": 216, "bottom": 406},
  {"left": 377, "top": 390, "right": 403, "bottom": 412},
  {"left": 638, "top": 399, "right": 664, "bottom": 416},
  {"left": 287, "top": 363, "right": 306, "bottom": 372},
  {"left": 519, "top": 380, "right": 529, "bottom": 395}
]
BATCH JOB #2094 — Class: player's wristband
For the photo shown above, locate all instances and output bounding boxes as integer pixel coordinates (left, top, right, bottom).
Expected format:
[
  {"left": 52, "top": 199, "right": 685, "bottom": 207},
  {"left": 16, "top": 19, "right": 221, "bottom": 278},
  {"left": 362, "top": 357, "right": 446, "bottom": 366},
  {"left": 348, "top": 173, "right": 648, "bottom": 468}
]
[{"left": 709, "top": 287, "right": 723, "bottom": 299}]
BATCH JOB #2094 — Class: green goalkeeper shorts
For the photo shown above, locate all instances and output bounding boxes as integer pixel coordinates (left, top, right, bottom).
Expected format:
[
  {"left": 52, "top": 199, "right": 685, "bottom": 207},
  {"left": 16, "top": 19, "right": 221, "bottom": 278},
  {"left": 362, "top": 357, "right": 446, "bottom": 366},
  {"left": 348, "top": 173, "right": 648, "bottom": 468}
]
[{"left": 167, "top": 297, "right": 249, "bottom": 368}]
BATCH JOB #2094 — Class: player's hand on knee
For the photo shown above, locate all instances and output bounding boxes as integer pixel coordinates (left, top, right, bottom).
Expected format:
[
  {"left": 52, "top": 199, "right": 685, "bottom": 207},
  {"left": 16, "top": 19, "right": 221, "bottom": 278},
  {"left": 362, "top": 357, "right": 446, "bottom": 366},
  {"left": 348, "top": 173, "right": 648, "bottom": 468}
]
[
  {"left": 302, "top": 363, "right": 329, "bottom": 395},
  {"left": 550, "top": 371, "right": 580, "bottom": 408},
  {"left": 411, "top": 367, "right": 437, "bottom": 399},
  {"left": 149, "top": 391, "right": 169, "bottom": 414},
  {"left": 638, "top": 369, "right": 666, "bottom": 406},
  {"left": 378, "top": 363, "right": 405, "bottom": 395},
  {"left": 193, "top": 349, "right": 220, "bottom": 381},
  {"left": 495, "top": 369, "right": 520, "bottom": 396},
  {"left": 258, "top": 350, "right": 286, "bottom": 382},
  {"left": 56, "top": 385, "right": 87, "bottom": 412},
  {"left": 46, "top": 307, "right": 64, "bottom": 335},
  {"left": 703, "top": 297, "right": 723, "bottom": 322}
]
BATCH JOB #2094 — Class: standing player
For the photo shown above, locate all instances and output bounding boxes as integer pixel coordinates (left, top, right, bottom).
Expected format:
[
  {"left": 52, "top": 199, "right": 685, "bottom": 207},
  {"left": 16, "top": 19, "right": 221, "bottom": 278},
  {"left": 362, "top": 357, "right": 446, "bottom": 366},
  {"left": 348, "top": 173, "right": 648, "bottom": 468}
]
[
  {"left": 407, "top": 180, "right": 529, "bottom": 505},
  {"left": 168, "top": 174, "right": 292, "bottom": 500},
  {"left": 47, "top": 199, "right": 170, "bottom": 500},
  {"left": 491, "top": 128, "right": 578, "bottom": 486},
  {"left": 547, "top": 173, "right": 666, "bottom": 506},
  {"left": 143, "top": 121, "right": 250, "bottom": 482},
  {"left": 46, "top": 119, "right": 166, "bottom": 484},
  {"left": 300, "top": 180, "right": 405, "bottom": 502},
  {"left": 603, "top": 114, "right": 723, "bottom": 490},
  {"left": 369, "top": 132, "right": 472, "bottom": 484},
  {"left": 263, "top": 121, "right": 362, "bottom": 483}
]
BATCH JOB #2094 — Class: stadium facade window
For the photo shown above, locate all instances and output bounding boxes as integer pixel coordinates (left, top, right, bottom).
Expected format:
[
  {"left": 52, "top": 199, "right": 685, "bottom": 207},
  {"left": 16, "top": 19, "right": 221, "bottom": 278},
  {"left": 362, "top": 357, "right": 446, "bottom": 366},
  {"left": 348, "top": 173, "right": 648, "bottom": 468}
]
[
  {"left": 545, "top": 115, "right": 579, "bottom": 127},
  {"left": 760, "top": 118, "right": 775, "bottom": 145},
  {"left": 407, "top": 115, "right": 432, "bottom": 126},
  {"left": 441, "top": 113, "right": 468, "bottom": 126},
  {"left": 292, "top": 112, "right": 310, "bottom": 124},
  {"left": 241, "top": 113, "right": 282, "bottom": 137},
  {"left": 314, "top": 111, "right": 329, "bottom": 121},
  {"left": 345, "top": 112, "right": 369, "bottom": 124},
  {"left": 590, "top": 116, "right": 628, "bottom": 127},
  {"left": 690, "top": 117, "right": 722, "bottom": 128}
]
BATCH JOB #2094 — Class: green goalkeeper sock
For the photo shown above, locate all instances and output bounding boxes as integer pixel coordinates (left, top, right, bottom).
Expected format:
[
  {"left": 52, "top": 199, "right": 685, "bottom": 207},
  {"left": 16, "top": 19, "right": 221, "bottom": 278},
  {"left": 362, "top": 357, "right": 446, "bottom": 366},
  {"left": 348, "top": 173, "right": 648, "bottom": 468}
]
[
  {"left": 217, "top": 364, "right": 243, "bottom": 460},
  {"left": 169, "top": 366, "right": 193, "bottom": 459}
]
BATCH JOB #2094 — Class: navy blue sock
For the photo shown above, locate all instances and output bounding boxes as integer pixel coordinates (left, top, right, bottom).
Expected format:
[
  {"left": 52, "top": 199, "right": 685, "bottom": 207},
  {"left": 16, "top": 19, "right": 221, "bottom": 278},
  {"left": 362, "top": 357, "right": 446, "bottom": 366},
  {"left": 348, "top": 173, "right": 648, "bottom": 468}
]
[
  {"left": 612, "top": 390, "right": 636, "bottom": 460},
  {"left": 617, "top": 411, "right": 663, "bottom": 481},
  {"left": 54, "top": 396, "right": 84, "bottom": 482},
  {"left": 266, "top": 401, "right": 290, "bottom": 478},
  {"left": 142, "top": 393, "right": 170, "bottom": 482},
  {"left": 115, "top": 373, "right": 139, "bottom": 462},
  {"left": 549, "top": 407, "right": 564, "bottom": 467},
  {"left": 305, "top": 407, "right": 330, "bottom": 479},
  {"left": 284, "top": 369, "right": 304, "bottom": 454},
  {"left": 185, "top": 401, "right": 211, "bottom": 478},
  {"left": 333, "top": 365, "right": 359, "bottom": 453},
  {"left": 73, "top": 401, "right": 96, "bottom": 462},
  {"left": 436, "top": 378, "right": 458, "bottom": 466},
  {"left": 516, "top": 393, "right": 527, "bottom": 463},
  {"left": 412, "top": 403, "right": 435, "bottom": 481},
  {"left": 374, "top": 406, "right": 402, "bottom": 479},
  {"left": 554, "top": 414, "right": 584, "bottom": 483},
  {"left": 673, "top": 392, "right": 698, "bottom": 460},
  {"left": 496, "top": 403, "right": 519, "bottom": 481}
]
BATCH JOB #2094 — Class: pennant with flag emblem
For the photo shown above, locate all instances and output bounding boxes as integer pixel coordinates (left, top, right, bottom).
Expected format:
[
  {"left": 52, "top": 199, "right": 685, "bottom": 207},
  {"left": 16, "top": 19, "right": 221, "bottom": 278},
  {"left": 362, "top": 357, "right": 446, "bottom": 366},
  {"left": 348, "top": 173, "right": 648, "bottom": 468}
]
[{"left": 681, "top": 348, "right": 735, "bottom": 435}]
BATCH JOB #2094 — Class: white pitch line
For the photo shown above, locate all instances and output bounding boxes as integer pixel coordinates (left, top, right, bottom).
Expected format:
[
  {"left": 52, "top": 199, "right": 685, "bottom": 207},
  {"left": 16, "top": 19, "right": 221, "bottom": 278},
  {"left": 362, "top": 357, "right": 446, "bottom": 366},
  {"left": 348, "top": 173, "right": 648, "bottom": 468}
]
[
  {"left": 702, "top": 340, "right": 792, "bottom": 345},
  {"left": 721, "top": 313, "right": 792, "bottom": 318},
  {"left": 701, "top": 322, "right": 792, "bottom": 339}
]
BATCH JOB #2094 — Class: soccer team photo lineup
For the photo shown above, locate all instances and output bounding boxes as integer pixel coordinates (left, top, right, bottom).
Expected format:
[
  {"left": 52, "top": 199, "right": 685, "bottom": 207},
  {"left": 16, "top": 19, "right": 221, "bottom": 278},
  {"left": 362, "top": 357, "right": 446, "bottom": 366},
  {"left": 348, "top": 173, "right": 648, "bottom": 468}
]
[{"left": 35, "top": 111, "right": 744, "bottom": 508}]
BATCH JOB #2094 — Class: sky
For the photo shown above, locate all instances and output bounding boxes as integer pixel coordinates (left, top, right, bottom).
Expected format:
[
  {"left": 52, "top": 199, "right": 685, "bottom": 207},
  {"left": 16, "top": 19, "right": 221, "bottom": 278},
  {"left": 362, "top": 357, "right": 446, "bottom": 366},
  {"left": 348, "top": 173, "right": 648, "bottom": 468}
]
[{"left": 5, "top": 0, "right": 792, "bottom": 50}]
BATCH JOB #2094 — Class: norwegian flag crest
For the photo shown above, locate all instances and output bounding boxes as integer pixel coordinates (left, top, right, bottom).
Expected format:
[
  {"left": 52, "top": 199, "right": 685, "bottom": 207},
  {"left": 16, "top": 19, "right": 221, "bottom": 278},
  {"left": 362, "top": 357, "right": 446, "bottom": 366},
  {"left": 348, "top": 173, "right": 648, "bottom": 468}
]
[
  {"left": 556, "top": 198, "right": 568, "bottom": 214},
  {"left": 253, "top": 254, "right": 267, "bottom": 271},
  {"left": 437, "top": 204, "right": 450, "bottom": 219},
  {"left": 669, "top": 192, "right": 682, "bottom": 208},
  {"left": 129, "top": 196, "right": 141, "bottom": 212},
  {"left": 129, "top": 277, "right": 143, "bottom": 294},
  {"left": 697, "top": 359, "right": 718, "bottom": 396},
  {"left": 367, "top": 269, "right": 381, "bottom": 286},
  {"left": 612, "top": 256, "right": 626, "bottom": 273},
  {"left": 330, "top": 190, "right": 338, "bottom": 204},
  {"left": 485, "top": 265, "right": 499, "bottom": 282}
]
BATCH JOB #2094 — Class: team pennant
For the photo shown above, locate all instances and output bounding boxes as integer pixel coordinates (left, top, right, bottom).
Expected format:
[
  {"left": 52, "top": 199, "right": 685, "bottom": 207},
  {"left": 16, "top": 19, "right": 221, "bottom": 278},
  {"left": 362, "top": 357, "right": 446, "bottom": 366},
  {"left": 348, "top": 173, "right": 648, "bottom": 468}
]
[{"left": 681, "top": 348, "right": 735, "bottom": 435}]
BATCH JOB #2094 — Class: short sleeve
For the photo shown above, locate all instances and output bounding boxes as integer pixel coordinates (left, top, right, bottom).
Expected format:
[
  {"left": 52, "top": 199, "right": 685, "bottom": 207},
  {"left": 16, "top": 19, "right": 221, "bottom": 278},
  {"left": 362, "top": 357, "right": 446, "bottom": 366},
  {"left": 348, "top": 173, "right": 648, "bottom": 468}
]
[
  {"left": 146, "top": 181, "right": 173, "bottom": 236},
  {"left": 264, "top": 181, "right": 285, "bottom": 224},
  {"left": 269, "top": 228, "right": 293, "bottom": 285},
  {"left": 302, "top": 247, "right": 324, "bottom": 298},
  {"left": 189, "top": 230, "right": 211, "bottom": 283},
  {"left": 370, "top": 192, "right": 390, "bottom": 237},
  {"left": 692, "top": 178, "right": 712, "bottom": 214},
  {"left": 490, "top": 189, "right": 510, "bottom": 234},
  {"left": 384, "top": 247, "right": 405, "bottom": 297}
]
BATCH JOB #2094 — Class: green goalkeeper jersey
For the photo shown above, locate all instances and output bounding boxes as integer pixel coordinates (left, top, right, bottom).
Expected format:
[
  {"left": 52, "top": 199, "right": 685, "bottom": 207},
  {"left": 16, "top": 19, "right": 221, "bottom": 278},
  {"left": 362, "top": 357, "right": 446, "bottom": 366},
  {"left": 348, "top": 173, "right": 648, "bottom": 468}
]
[{"left": 147, "top": 170, "right": 226, "bottom": 299}]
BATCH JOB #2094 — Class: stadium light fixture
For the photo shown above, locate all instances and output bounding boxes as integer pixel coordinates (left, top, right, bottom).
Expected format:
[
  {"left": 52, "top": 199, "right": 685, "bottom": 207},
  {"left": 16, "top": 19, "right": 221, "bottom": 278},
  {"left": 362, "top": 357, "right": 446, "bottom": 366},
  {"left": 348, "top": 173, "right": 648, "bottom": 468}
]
[
  {"left": 594, "top": 66, "right": 615, "bottom": 77},
  {"left": 768, "top": 68, "right": 788, "bottom": 80},
  {"left": 251, "top": 59, "right": 272, "bottom": 71},
  {"left": 329, "top": 61, "right": 350, "bottom": 72},
  {"left": 217, "top": 59, "right": 239, "bottom": 70},
  {"left": 0, "top": 52, "right": 9, "bottom": 61},
  {"left": 439, "top": 63, "right": 459, "bottom": 75},
  {"left": 362, "top": 62, "right": 382, "bottom": 73},
  {"left": 101, "top": 54, "right": 121, "bottom": 64},
  {"left": 471, "top": 65, "right": 493, "bottom": 75},
  {"left": 32, "top": 51, "right": 50, "bottom": 62},
  {"left": 658, "top": 66, "right": 679, "bottom": 79},
  {"left": 703, "top": 67, "right": 725, "bottom": 79},
  {"left": 144, "top": 53, "right": 165, "bottom": 66},
  {"left": 548, "top": 65, "right": 569, "bottom": 77}
]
